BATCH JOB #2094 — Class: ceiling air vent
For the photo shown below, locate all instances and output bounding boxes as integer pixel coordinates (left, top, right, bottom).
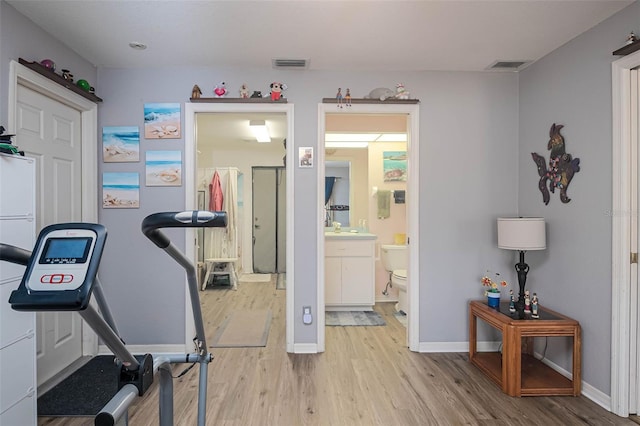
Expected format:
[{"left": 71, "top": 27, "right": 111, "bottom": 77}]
[
  {"left": 486, "top": 60, "right": 531, "bottom": 72},
  {"left": 272, "top": 58, "right": 309, "bottom": 70}
]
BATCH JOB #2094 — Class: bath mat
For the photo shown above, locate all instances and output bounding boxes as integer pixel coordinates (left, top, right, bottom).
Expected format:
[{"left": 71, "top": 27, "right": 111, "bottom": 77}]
[
  {"left": 37, "top": 355, "right": 119, "bottom": 416},
  {"left": 210, "top": 309, "right": 272, "bottom": 347},
  {"left": 239, "top": 273, "right": 272, "bottom": 283},
  {"left": 276, "top": 273, "right": 286, "bottom": 290},
  {"left": 325, "top": 311, "right": 386, "bottom": 326},
  {"left": 394, "top": 312, "right": 407, "bottom": 327}
]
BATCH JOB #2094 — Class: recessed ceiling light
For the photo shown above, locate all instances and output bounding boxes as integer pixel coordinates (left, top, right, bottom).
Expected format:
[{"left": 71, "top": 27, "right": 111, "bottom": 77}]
[{"left": 129, "top": 42, "right": 148, "bottom": 50}]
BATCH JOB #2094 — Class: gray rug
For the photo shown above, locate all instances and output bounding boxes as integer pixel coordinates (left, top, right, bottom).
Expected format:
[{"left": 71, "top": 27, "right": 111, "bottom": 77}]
[
  {"left": 325, "top": 311, "right": 386, "bottom": 326},
  {"left": 210, "top": 309, "right": 272, "bottom": 347}
]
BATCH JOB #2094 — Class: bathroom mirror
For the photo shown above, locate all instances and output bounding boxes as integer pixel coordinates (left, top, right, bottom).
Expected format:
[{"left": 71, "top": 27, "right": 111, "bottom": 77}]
[{"left": 325, "top": 161, "right": 350, "bottom": 226}]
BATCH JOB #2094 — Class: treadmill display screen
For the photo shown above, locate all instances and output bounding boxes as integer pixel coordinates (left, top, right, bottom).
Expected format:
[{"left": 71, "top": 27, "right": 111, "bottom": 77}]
[{"left": 40, "top": 237, "right": 92, "bottom": 264}]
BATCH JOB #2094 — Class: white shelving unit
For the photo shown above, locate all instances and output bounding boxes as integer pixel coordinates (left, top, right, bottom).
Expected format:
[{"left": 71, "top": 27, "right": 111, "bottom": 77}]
[{"left": 0, "top": 153, "right": 37, "bottom": 425}]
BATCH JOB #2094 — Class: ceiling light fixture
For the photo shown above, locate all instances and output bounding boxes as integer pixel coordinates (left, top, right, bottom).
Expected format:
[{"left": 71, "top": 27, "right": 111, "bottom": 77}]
[
  {"left": 249, "top": 120, "right": 271, "bottom": 143},
  {"left": 129, "top": 41, "right": 148, "bottom": 50},
  {"left": 325, "top": 141, "right": 369, "bottom": 148},
  {"left": 376, "top": 133, "right": 407, "bottom": 142}
]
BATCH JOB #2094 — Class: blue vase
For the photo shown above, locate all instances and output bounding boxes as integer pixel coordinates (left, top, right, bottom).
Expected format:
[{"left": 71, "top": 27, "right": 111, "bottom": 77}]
[{"left": 487, "top": 292, "right": 500, "bottom": 308}]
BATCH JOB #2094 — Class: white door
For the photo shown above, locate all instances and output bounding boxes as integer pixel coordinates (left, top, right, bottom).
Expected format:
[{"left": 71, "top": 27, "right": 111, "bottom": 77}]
[{"left": 16, "top": 84, "right": 83, "bottom": 386}]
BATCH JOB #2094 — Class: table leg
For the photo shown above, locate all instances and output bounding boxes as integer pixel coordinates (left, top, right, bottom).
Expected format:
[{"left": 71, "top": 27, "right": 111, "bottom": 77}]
[
  {"left": 469, "top": 306, "right": 477, "bottom": 360},
  {"left": 503, "top": 325, "right": 521, "bottom": 396},
  {"left": 573, "top": 325, "right": 582, "bottom": 396}
]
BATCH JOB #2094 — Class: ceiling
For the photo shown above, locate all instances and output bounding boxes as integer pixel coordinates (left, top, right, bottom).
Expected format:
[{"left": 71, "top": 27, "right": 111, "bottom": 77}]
[{"left": 7, "top": 0, "right": 634, "bottom": 72}]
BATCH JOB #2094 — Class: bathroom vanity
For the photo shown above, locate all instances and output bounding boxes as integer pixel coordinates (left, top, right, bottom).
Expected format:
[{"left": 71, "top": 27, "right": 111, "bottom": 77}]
[{"left": 325, "top": 232, "right": 377, "bottom": 311}]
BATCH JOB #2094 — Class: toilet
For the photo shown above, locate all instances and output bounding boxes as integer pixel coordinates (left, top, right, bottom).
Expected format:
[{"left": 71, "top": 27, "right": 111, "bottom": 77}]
[{"left": 381, "top": 244, "right": 408, "bottom": 314}]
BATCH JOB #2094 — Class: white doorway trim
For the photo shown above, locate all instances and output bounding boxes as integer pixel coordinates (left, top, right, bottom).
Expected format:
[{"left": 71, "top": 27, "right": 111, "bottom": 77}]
[
  {"left": 7, "top": 60, "right": 99, "bottom": 354},
  {"left": 316, "top": 103, "right": 420, "bottom": 352},
  {"left": 184, "top": 102, "right": 295, "bottom": 352},
  {"left": 611, "top": 50, "right": 640, "bottom": 417}
]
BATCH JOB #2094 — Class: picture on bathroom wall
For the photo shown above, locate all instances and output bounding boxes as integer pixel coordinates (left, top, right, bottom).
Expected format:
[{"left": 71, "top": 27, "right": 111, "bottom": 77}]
[
  {"left": 144, "top": 103, "right": 181, "bottom": 139},
  {"left": 103, "top": 172, "right": 140, "bottom": 209},
  {"left": 145, "top": 150, "right": 182, "bottom": 186},
  {"left": 102, "top": 126, "right": 140, "bottom": 162},
  {"left": 383, "top": 151, "right": 407, "bottom": 182}
]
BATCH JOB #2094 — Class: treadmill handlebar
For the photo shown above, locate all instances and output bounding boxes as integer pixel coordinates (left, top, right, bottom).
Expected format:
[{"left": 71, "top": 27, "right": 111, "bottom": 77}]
[
  {"left": 0, "top": 243, "right": 32, "bottom": 266},
  {"left": 141, "top": 211, "right": 228, "bottom": 249}
]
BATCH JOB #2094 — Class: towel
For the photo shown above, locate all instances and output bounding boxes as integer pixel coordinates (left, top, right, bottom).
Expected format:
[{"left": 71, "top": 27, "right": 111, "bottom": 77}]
[
  {"left": 209, "top": 171, "right": 223, "bottom": 211},
  {"left": 377, "top": 190, "right": 391, "bottom": 219}
]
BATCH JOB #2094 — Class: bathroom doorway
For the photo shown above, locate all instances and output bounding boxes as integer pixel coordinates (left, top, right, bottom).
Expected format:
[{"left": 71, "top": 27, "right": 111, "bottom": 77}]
[
  {"left": 317, "top": 103, "right": 420, "bottom": 352},
  {"left": 184, "top": 103, "right": 295, "bottom": 352}
]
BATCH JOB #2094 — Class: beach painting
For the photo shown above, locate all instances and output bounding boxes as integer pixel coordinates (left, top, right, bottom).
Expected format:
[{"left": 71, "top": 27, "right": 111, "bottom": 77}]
[
  {"left": 103, "top": 126, "right": 140, "bottom": 162},
  {"left": 103, "top": 172, "right": 140, "bottom": 209},
  {"left": 146, "top": 150, "right": 182, "bottom": 186},
  {"left": 383, "top": 151, "right": 407, "bottom": 182},
  {"left": 144, "top": 103, "right": 181, "bottom": 139}
]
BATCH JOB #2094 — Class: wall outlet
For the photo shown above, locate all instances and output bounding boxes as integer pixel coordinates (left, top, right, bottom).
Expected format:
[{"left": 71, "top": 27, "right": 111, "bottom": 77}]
[{"left": 302, "top": 306, "right": 313, "bottom": 325}]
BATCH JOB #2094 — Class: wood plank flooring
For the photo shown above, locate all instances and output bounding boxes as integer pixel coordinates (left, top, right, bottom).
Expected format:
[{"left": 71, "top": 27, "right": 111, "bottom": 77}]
[{"left": 39, "top": 277, "right": 633, "bottom": 425}]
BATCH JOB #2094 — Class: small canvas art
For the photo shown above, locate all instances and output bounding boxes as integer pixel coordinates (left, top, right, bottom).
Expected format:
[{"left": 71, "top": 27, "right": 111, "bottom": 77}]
[
  {"left": 299, "top": 147, "right": 313, "bottom": 168},
  {"left": 146, "top": 150, "right": 182, "bottom": 186},
  {"left": 144, "top": 103, "right": 181, "bottom": 139},
  {"left": 383, "top": 151, "right": 407, "bottom": 181},
  {"left": 102, "top": 126, "right": 139, "bottom": 162},
  {"left": 103, "top": 172, "right": 139, "bottom": 209}
]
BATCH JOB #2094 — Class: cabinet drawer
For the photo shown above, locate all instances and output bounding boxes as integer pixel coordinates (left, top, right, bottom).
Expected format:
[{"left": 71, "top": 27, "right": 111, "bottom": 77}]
[
  {"left": 0, "top": 154, "right": 35, "bottom": 218},
  {"left": 0, "top": 219, "right": 34, "bottom": 283},
  {"left": 0, "top": 336, "right": 36, "bottom": 414},
  {"left": 0, "top": 393, "right": 36, "bottom": 426},
  {"left": 325, "top": 240, "right": 373, "bottom": 257},
  {"left": 1, "top": 279, "right": 35, "bottom": 347}
]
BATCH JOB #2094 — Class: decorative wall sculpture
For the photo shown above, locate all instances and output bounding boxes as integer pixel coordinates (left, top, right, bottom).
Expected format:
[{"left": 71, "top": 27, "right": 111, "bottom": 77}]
[{"left": 531, "top": 123, "right": 581, "bottom": 205}]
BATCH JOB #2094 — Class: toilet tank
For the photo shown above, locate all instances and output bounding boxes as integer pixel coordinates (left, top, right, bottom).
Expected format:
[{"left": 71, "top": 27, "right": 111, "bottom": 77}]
[{"left": 381, "top": 244, "right": 408, "bottom": 272}]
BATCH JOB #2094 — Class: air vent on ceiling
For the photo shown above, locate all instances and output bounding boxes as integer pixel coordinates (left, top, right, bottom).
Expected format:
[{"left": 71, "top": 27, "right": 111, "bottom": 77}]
[
  {"left": 486, "top": 60, "right": 531, "bottom": 72},
  {"left": 272, "top": 58, "right": 309, "bottom": 70}
]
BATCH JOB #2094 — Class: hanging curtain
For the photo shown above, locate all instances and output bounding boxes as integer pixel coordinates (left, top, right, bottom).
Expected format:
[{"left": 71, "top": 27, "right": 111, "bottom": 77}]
[{"left": 325, "top": 176, "right": 336, "bottom": 205}]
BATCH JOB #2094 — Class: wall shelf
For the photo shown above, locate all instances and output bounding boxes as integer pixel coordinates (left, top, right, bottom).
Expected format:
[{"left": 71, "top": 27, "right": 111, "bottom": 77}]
[
  {"left": 18, "top": 58, "right": 103, "bottom": 103},
  {"left": 322, "top": 98, "right": 419, "bottom": 104},
  {"left": 190, "top": 97, "right": 287, "bottom": 103},
  {"left": 613, "top": 39, "right": 640, "bottom": 56}
]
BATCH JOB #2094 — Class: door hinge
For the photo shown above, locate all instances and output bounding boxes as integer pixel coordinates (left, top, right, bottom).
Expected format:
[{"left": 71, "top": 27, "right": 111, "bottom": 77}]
[{"left": 632, "top": 252, "right": 638, "bottom": 264}]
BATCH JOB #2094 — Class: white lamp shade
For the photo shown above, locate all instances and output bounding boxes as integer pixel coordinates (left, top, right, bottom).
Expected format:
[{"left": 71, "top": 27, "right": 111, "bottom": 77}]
[{"left": 497, "top": 217, "right": 546, "bottom": 250}]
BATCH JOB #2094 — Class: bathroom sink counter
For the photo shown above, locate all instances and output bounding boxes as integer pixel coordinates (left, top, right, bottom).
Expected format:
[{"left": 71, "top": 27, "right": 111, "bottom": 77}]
[{"left": 324, "top": 231, "right": 377, "bottom": 240}]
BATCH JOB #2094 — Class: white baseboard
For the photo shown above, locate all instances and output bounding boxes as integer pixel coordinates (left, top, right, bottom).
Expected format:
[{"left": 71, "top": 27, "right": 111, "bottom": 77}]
[{"left": 292, "top": 343, "right": 319, "bottom": 354}]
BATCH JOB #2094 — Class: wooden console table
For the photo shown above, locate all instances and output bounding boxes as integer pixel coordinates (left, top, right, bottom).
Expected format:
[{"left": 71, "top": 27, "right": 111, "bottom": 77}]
[{"left": 469, "top": 300, "right": 581, "bottom": 397}]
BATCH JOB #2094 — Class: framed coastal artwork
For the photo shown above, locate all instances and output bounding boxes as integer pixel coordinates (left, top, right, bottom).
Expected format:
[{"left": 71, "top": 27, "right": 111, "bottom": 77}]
[
  {"left": 103, "top": 172, "right": 140, "bottom": 209},
  {"left": 146, "top": 150, "right": 182, "bottom": 186},
  {"left": 383, "top": 151, "right": 407, "bottom": 182},
  {"left": 144, "top": 103, "right": 181, "bottom": 139},
  {"left": 102, "top": 126, "right": 140, "bottom": 162}
]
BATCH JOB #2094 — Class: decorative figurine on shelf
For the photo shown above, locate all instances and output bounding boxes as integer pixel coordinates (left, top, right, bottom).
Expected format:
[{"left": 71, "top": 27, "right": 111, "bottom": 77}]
[
  {"left": 531, "top": 293, "right": 539, "bottom": 318},
  {"left": 76, "top": 79, "right": 90, "bottom": 92},
  {"left": 250, "top": 91, "right": 262, "bottom": 98},
  {"left": 239, "top": 83, "right": 250, "bottom": 99},
  {"left": 365, "top": 87, "right": 396, "bottom": 101},
  {"left": 40, "top": 59, "right": 55, "bottom": 72},
  {"left": 394, "top": 83, "right": 410, "bottom": 100},
  {"left": 270, "top": 82, "right": 286, "bottom": 101},
  {"left": 524, "top": 290, "right": 531, "bottom": 314},
  {"left": 336, "top": 88, "right": 343, "bottom": 108},
  {"left": 627, "top": 31, "right": 637, "bottom": 45},
  {"left": 345, "top": 88, "right": 352, "bottom": 107},
  {"left": 509, "top": 289, "right": 516, "bottom": 313},
  {"left": 191, "top": 84, "right": 202, "bottom": 99},
  {"left": 214, "top": 82, "right": 227, "bottom": 97},
  {"left": 61, "top": 69, "right": 73, "bottom": 82}
]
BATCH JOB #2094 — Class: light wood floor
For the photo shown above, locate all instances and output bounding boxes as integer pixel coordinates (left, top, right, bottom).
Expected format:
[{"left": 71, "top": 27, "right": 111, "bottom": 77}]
[{"left": 39, "top": 277, "right": 633, "bottom": 425}]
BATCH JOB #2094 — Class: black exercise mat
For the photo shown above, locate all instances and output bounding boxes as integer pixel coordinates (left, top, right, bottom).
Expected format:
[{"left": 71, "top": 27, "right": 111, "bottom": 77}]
[{"left": 38, "top": 355, "right": 119, "bottom": 417}]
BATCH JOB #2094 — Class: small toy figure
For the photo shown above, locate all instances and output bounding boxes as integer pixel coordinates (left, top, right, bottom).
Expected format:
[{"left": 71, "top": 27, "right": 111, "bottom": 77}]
[
  {"left": 531, "top": 293, "right": 539, "bottom": 318},
  {"left": 61, "top": 69, "right": 73, "bottom": 82},
  {"left": 345, "top": 88, "right": 352, "bottom": 107},
  {"left": 214, "top": 82, "right": 227, "bottom": 97},
  {"left": 239, "top": 83, "right": 250, "bottom": 99},
  {"left": 365, "top": 87, "right": 395, "bottom": 101},
  {"left": 191, "top": 84, "right": 202, "bottom": 99},
  {"left": 270, "top": 82, "right": 286, "bottom": 101},
  {"left": 509, "top": 289, "right": 516, "bottom": 313},
  {"left": 627, "top": 31, "right": 637, "bottom": 45},
  {"left": 395, "top": 83, "right": 410, "bottom": 100},
  {"left": 250, "top": 91, "right": 262, "bottom": 98},
  {"left": 336, "top": 88, "right": 343, "bottom": 108},
  {"left": 524, "top": 290, "right": 531, "bottom": 314}
]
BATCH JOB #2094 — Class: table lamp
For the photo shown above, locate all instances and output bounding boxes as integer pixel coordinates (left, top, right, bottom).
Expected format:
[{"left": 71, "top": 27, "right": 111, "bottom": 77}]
[{"left": 497, "top": 217, "right": 546, "bottom": 318}]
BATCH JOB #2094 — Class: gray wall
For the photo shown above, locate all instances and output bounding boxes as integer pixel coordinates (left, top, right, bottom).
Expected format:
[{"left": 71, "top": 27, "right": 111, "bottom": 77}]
[
  {"left": 0, "top": 1, "right": 97, "bottom": 127},
  {"left": 518, "top": 2, "right": 640, "bottom": 394},
  {"left": 95, "top": 67, "right": 519, "bottom": 346}
]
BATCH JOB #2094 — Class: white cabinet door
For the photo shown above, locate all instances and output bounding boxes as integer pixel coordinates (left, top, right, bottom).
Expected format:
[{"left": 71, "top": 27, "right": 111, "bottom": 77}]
[
  {"left": 341, "top": 256, "right": 374, "bottom": 305},
  {"left": 324, "top": 257, "right": 342, "bottom": 305}
]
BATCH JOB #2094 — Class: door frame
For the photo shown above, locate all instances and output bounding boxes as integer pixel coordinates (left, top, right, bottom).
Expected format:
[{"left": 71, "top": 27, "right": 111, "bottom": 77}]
[
  {"left": 184, "top": 102, "right": 295, "bottom": 352},
  {"left": 611, "top": 49, "right": 640, "bottom": 416},
  {"left": 7, "top": 60, "right": 99, "bottom": 354},
  {"left": 316, "top": 103, "right": 420, "bottom": 352}
]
